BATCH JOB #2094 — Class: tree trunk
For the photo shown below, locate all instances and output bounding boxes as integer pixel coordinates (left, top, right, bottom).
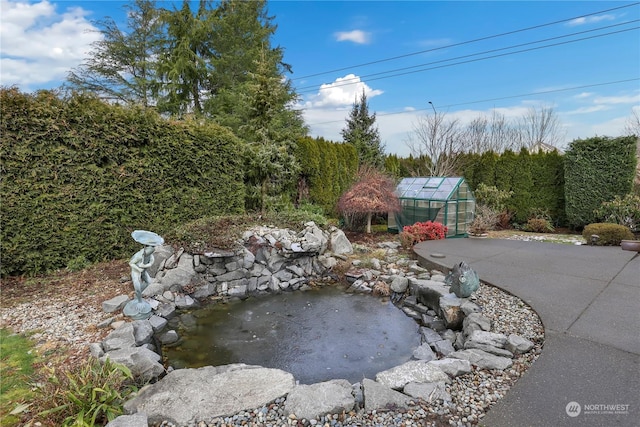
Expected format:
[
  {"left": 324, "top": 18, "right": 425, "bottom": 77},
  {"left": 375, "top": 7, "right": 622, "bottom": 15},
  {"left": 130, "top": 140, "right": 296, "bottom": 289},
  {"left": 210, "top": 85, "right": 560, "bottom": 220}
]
[{"left": 366, "top": 212, "right": 372, "bottom": 234}]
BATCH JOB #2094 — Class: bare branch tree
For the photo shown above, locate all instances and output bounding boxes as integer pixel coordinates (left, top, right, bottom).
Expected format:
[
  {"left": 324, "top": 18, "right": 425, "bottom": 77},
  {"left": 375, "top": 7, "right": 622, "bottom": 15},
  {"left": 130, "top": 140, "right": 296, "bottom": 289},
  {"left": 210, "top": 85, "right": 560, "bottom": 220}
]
[
  {"left": 406, "top": 111, "right": 465, "bottom": 176},
  {"left": 464, "top": 110, "right": 520, "bottom": 153},
  {"left": 517, "top": 105, "right": 565, "bottom": 149},
  {"left": 624, "top": 107, "right": 640, "bottom": 136}
]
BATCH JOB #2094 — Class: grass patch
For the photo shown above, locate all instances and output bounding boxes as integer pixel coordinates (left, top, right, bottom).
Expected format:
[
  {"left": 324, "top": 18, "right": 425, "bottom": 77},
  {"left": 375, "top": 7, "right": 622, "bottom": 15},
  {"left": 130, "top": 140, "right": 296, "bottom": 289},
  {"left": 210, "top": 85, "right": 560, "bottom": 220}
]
[{"left": 0, "top": 329, "right": 37, "bottom": 426}]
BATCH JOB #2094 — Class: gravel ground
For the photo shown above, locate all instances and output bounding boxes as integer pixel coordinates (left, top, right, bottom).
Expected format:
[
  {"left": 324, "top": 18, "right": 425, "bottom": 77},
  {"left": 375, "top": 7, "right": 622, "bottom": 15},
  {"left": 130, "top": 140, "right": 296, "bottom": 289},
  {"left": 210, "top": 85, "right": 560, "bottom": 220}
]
[{"left": 0, "top": 241, "right": 544, "bottom": 427}]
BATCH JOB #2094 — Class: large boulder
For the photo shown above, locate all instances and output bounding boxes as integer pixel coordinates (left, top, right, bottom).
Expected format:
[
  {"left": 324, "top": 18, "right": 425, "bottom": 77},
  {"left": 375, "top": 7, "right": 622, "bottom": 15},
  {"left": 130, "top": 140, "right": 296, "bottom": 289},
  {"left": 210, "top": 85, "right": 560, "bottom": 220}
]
[
  {"left": 330, "top": 228, "right": 353, "bottom": 255},
  {"left": 449, "top": 348, "right": 513, "bottom": 371},
  {"left": 375, "top": 360, "right": 450, "bottom": 390},
  {"left": 285, "top": 379, "right": 355, "bottom": 420},
  {"left": 362, "top": 378, "right": 411, "bottom": 412},
  {"left": 123, "top": 364, "right": 295, "bottom": 426}
]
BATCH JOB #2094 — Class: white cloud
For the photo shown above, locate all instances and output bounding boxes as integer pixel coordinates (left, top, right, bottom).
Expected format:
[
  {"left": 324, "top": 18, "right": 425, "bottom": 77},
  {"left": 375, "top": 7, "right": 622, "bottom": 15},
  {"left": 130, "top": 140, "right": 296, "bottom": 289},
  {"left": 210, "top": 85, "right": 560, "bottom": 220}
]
[
  {"left": 574, "top": 92, "right": 594, "bottom": 99},
  {"left": 0, "top": 0, "right": 101, "bottom": 89},
  {"left": 334, "top": 30, "right": 371, "bottom": 44},
  {"left": 565, "top": 105, "right": 610, "bottom": 115},
  {"left": 566, "top": 14, "right": 615, "bottom": 27},
  {"left": 594, "top": 93, "right": 640, "bottom": 105},
  {"left": 305, "top": 74, "right": 383, "bottom": 108}
]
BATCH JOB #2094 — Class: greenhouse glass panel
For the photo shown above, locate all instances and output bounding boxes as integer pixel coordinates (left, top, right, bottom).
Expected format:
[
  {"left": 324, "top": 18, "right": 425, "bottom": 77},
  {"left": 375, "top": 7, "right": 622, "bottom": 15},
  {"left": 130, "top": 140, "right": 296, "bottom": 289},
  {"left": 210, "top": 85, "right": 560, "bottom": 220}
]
[{"left": 389, "top": 177, "right": 476, "bottom": 237}]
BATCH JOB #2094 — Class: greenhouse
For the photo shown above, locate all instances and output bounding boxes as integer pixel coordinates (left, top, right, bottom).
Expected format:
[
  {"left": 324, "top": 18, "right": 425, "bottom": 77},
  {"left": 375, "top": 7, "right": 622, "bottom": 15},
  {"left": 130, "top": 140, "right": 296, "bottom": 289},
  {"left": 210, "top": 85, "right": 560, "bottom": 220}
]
[{"left": 388, "top": 177, "right": 475, "bottom": 238}]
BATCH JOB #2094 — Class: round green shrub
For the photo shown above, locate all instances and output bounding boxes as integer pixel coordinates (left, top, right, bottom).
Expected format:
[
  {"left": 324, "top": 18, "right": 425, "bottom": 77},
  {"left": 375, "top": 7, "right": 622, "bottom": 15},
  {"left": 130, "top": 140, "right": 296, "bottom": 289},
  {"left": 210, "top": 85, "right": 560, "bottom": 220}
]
[{"left": 582, "top": 223, "right": 634, "bottom": 246}]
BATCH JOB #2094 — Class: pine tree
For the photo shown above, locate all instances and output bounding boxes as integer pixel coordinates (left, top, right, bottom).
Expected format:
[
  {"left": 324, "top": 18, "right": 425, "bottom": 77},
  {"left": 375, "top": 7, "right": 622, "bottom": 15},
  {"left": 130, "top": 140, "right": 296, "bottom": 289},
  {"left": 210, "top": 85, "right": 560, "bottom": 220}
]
[
  {"left": 341, "top": 90, "right": 386, "bottom": 168},
  {"left": 65, "top": 0, "right": 164, "bottom": 107}
]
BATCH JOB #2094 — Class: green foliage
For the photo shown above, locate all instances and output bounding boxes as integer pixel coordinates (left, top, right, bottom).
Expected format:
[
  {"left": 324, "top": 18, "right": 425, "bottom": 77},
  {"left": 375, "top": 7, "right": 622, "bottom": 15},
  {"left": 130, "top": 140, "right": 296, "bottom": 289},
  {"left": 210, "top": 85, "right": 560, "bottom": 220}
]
[
  {"left": 565, "top": 136, "right": 637, "bottom": 228},
  {"left": 523, "top": 210, "right": 555, "bottom": 233},
  {"left": 594, "top": 193, "right": 640, "bottom": 233},
  {"left": 473, "top": 183, "right": 513, "bottom": 212},
  {"left": 65, "top": 0, "right": 163, "bottom": 107},
  {"left": 295, "top": 137, "right": 358, "bottom": 215},
  {"left": 1, "top": 88, "right": 245, "bottom": 276},
  {"left": 460, "top": 149, "right": 564, "bottom": 226},
  {"left": 0, "top": 330, "right": 36, "bottom": 426},
  {"left": 341, "top": 90, "right": 385, "bottom": 168},
  {"left": 37, "top": 358, "right": 137, "bottom": 427},
  {"left": 582, "top": 223, "right": 634, "bottom": 246}
]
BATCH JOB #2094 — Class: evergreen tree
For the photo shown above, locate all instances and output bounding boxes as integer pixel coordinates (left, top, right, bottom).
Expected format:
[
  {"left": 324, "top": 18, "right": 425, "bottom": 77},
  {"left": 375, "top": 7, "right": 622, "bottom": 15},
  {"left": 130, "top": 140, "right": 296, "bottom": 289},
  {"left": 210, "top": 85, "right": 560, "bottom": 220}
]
[
  {"left": 65, "top": 0, "right": 163, "bottom": 106},
  {"left": 156, "top": 0, "right": 215, "bottom": 116},
  {"left": 240, "top": 49, "right": 307, "bottom": 212},
  {"left": 341, "top": 91, "right": 385, "bottom": 168}
]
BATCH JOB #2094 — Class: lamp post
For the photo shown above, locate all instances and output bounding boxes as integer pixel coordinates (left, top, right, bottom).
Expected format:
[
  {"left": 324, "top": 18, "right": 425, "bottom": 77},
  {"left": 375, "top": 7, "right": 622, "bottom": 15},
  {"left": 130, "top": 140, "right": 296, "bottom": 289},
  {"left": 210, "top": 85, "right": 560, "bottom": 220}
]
[{"left": 428, "top": 101, "right": 437, "bottom": 115}]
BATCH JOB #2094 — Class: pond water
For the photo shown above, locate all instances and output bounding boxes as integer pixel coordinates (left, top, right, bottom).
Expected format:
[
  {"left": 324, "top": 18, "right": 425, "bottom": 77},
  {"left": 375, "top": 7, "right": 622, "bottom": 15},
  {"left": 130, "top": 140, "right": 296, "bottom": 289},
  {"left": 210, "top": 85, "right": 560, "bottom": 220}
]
[{"left": 164, "top": 286, "right": 421, "bottom": 384}]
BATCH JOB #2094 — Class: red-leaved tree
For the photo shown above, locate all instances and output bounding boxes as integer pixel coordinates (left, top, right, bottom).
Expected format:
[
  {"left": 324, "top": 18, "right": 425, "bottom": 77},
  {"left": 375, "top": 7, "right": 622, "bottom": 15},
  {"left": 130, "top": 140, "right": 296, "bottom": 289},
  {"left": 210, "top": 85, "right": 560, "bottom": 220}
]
[{"left": 337, "top": 166, "right": 401, "bottom": 233}]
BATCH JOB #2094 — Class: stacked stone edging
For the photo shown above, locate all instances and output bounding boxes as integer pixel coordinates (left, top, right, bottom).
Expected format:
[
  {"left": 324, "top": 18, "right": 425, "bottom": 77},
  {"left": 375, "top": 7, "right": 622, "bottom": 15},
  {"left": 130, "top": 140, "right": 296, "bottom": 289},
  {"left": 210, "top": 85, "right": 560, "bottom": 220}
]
[{"left": 98, "top": 228, "right": 537, "bottom": 426}]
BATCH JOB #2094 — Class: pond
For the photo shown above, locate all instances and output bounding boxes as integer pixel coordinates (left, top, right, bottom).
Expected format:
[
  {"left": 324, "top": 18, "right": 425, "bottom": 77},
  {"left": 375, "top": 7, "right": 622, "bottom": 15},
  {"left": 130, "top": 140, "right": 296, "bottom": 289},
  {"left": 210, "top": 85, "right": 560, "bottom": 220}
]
[{"left": 164, "top": 286, "right": 421, "bottom": 384}]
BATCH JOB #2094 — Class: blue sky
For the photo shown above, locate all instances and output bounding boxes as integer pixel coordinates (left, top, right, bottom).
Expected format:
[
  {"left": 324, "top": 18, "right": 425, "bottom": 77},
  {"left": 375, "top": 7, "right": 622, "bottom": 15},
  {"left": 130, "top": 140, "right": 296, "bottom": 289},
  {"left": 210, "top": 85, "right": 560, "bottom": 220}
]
[{"left": 1, "top": 0, "right": 639, "bottom": 156}]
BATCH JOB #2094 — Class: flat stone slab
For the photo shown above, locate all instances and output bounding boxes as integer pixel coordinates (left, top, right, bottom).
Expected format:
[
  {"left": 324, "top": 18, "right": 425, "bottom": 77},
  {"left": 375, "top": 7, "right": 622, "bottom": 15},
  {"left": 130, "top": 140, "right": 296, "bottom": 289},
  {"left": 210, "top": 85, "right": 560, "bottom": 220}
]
[
  {"left": 375, "top": 360, "right": 450, "bottom": 390},
  {"left": 362, "top": 378, "right": 412, "bottom": 412},
  {"left": 124, "top": 364, "right": 295, "bottom": 426},
  {"left": 285, "top": 379, "right": 355, "bottom": 420}
]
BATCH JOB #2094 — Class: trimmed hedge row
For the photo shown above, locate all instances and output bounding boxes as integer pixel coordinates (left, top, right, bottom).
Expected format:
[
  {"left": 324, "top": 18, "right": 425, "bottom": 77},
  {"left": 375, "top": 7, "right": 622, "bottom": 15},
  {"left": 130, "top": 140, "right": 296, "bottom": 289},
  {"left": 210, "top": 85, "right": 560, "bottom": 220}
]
[
  {"left": 564, "top": 136, "right": 637, "bottom": 229},
  {"left": 296, "top": 137, "right": 358, "bottom": 215},
  {"left": 1, "top": 88, "right": 245, "bottom": 276},
  {"left": 459, "top": 149, "right": 565, "bottom": 224}
]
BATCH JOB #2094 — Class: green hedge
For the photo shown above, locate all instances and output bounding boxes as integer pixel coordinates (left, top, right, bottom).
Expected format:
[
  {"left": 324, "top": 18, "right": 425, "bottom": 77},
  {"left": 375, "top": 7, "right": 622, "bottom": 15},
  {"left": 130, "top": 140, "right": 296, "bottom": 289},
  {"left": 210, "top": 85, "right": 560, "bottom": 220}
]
[
  {"left": 458, "top": 149, "right": 564, "bottom": 224},
  {"left": 1, "top": 88, "right": 245, "bottom": 276},
  {"left": 582, "top": 223, "right": 634, "bottom": 246},
  {"left": 564, "top": 136, "right": 637, "bottom": 229},
  {"left": 295, "top": 137, "right": 358, "bottom": 215}
]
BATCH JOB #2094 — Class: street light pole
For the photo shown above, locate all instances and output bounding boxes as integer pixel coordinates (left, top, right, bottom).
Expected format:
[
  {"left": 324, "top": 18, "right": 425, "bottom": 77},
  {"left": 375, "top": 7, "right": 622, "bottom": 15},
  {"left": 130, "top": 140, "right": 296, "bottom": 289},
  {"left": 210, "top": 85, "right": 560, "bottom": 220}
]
[{"left": 428, "top": 101, "right": 437, "bottom": 115}]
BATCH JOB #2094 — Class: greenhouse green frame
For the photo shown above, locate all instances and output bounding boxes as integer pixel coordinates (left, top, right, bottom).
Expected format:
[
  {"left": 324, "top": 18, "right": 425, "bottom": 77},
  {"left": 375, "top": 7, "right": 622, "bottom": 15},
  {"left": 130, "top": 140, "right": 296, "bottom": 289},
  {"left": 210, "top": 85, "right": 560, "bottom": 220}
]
[{"left": 388, "top": 177, "right": 476, "bottom": 238}]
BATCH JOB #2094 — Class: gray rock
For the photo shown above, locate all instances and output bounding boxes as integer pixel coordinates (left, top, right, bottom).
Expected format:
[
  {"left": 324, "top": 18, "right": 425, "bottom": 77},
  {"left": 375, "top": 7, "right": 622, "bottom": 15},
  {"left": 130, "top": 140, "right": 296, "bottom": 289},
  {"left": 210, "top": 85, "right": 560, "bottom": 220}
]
[
  {"left": 465, "top": 330, "right": 508, "bottom": 349},
  {"left": 330, "top": 228, "right": 353, "bottom": 255},
  {"left": 376, "top": 360, "right": 450, "bottom": 390},
  {"left": 390, "top": 276, "right": 409, "bottom": 293},
  {"left": 285, "top": 379, "right": 355, "bottom": 420},
  {"left": 106, "top": 413, "right": 148, "bottom": 427},
  {"left": 89, "top": 342, "right": 104, "bottom": 358},
  {"left": 420, "top": 327, "right": 443, "bottom": 345},
  {"left": 158, "top": 330, "right": 179, "bottom": 345},
  {"left": 403, "top": 381, "right": 450, "bottom": 403},
  {"left": 432, "top": 339, "right": 456, "bottom": 356},
  {"left": 362, "top": 378, "right": 411, "bottom": 412},
  {"left": 132, "top": 320, "right": 154, "bottom": 345},
  {"left": 506, "top": 334, "right": 535, "bottom": 354},
  {"left": 124, "top": 365, "right": 295, "bottom": 426},
  {"left": 410, "top": 279, "right": 450, "bottom": 311},
  {"left": 460, "top": 300, "right": 482, "bottom": 315},
  {"left": 449, "top": 348, "right": 513, "bottom": 370},
  {"left": 102, "top": 323, "right": 136, "bottom": 352},
  {"left": 102, "top": 295, "right": 129, "bottom": 313},
  {"left": 439, "top": 294, "right": 465, "bottom": 330},
  {"left": 148, "top": 245, "right": 174, "bottom": 278},
  {"left": 427, "top": 358, "right": 473, "bottom": 377},
  {"left": 155, "top": 303, "right": 176, "bottom": 320},
  {"left": 175, "top": 295, "right": 198, "bottom": 310},
  {"left": 462, "top": 312, "right": 491, "bottom": 335},
  {"left": 412, "top": 343, "right": 436, "bottom": 361},
  {"left": 96, "top": 317, "right": 115, "bottom": 329},
  {"left": 146, "top": 254, "right": 195, "bottom": 296},
  {"left": 463, "top": 341, "right": 514, "bottom": 358},
  {"left": 148, "top": 315, "right": 168, "bottom": 333},
  {"left": 101, "top": 347, "right": 164, "bottom": 382}
]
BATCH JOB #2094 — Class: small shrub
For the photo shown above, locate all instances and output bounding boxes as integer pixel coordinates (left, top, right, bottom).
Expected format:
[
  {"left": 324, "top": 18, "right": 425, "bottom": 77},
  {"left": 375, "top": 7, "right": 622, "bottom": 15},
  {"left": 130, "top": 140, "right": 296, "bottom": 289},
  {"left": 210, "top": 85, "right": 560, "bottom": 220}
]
[
  {"left": 523, "top": 209, "right": 555, "bottom": 233},
  {"left": 524, "top": 218, "right": 555, "bottom": 233},
  {"left": 36, "top": 358, "right": 137, "bottom": 426},
  {"left": 469, "top": 205, "right": 498, "bottom": 235},
  {"left": 400, "top": 221, "right": 448, "bottom": 248},
  {"left": 474, "top": 183, "right": 513, "bottom": 212},
  {"left": 594, "top": 193, "right": 640, "bottom": 233},
  {"left": 582, "top": 223, "right": 634, "bottom": 246}
]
